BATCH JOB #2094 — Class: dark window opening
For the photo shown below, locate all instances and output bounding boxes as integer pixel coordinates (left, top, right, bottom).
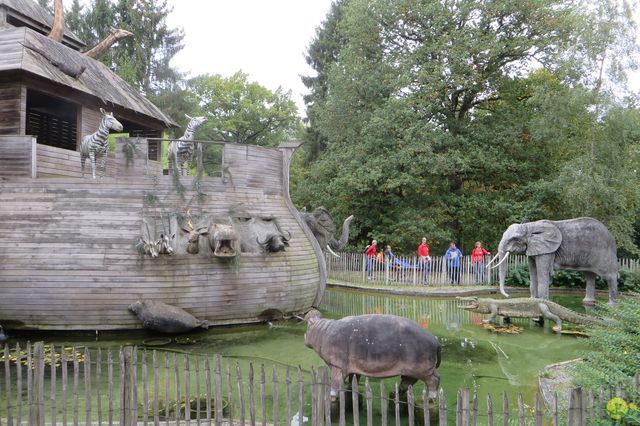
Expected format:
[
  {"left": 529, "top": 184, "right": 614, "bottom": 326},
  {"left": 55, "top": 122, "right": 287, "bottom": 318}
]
[{"left": 26, "top": 90, "right": 78, "bottom": 150}]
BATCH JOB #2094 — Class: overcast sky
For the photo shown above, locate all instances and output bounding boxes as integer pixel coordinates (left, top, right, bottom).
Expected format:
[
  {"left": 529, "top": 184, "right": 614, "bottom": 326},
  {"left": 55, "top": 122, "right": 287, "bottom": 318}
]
[{"left": 166, "top": 0, "right": 335, "bottom": 117}]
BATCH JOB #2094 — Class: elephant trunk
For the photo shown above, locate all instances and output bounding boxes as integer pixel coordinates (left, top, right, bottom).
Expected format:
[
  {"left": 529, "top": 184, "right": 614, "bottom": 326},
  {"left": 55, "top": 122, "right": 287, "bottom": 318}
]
[
  {"left": 497, "top": 250, "right": 511, "bottom": 298},
  {"left": 328, "top": 215, "right": 354, "bottom": 251}
]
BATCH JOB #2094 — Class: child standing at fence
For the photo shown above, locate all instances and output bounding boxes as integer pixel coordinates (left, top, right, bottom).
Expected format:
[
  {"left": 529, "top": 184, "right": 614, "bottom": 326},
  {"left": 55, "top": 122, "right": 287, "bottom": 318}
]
[{"left": 471, "top": 241, "right": 491, "bottom": 284}]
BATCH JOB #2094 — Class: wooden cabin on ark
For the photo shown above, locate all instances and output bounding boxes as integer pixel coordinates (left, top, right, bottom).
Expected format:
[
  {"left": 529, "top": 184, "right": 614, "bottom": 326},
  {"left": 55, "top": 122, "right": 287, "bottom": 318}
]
[
  {"left": 0, "top": 0, "right": 324, "bottom": 331},
  {"left": 0, "top": 0, "right": 175, "bottom": 178}
]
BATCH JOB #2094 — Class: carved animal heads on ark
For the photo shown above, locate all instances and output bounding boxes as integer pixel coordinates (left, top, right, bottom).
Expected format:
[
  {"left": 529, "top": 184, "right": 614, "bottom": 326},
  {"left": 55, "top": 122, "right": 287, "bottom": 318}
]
[
  {"left": 138, "top": 220, "right": 175, "bottom": 258},
  {"left": 179, "top": 211, "right": 210, "bottom": 255},
  {"left": 178, "top": 214, "right": 238, "bottom": 258},
  {"left": 232, "top": 213, "right": 293, "bottom": 254}
]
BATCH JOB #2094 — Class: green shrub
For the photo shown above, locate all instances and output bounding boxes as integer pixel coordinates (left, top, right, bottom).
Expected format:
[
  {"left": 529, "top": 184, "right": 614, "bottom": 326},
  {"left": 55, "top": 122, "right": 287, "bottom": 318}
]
[
  {"left": 572, "top": 296, "right": 640, "bottom": 400},
  {"left": 505, "top": 263, "right": 529, "bottom": 287},
  {"left": 506, "top": 264, "right": 640, "bottom": 293},
  {"left": 618, "top": 268, "right": 640, "bottom": 293}
]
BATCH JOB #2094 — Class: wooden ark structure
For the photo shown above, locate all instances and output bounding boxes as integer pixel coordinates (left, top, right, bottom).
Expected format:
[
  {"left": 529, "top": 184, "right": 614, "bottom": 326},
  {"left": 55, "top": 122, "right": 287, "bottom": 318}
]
[{"left": 0, "top": 0, "right": 325, "bottom": 330}]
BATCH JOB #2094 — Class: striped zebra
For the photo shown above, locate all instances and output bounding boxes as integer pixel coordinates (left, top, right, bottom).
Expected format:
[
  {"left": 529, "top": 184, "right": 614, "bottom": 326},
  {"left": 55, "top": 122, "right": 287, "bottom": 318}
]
[
  {"left": 80, "top": 108, "right": 123, "bottom": 179},
  {"left": 168, "top": 114, "right": 208, "bottom": 176}
]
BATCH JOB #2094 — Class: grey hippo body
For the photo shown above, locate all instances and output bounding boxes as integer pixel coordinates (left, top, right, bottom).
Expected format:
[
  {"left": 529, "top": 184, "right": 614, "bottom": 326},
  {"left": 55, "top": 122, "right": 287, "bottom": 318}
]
[
  {"left": 304, "top": 310, "right": 441, "bottom": 399},
  {"left": 128, "top": 300, "right": 208, "bottom": 334}
]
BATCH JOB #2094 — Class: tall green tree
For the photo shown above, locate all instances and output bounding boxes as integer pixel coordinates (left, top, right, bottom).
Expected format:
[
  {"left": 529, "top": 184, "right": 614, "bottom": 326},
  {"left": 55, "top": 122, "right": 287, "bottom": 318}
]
[
  {"left": 64, "top": 0, "right": 184, "bottom": 95},
  {"left": 187, "top": 72, "right": 301, "bottom": 147},
  {"left": 300, "top": 0, "right": 349, "bottom": 162},
  {"left": 294, "top": 0, "right": 640, "bottom": 254}
]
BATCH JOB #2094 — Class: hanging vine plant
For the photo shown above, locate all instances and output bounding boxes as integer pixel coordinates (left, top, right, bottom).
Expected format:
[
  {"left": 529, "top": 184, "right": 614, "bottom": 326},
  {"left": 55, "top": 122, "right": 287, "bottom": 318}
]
[{"left": 121, "top": 137, "right": 141, "bottom": 167}]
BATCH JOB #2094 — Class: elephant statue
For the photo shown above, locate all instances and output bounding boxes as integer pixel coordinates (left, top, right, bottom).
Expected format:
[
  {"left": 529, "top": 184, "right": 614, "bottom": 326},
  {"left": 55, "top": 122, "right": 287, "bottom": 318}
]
[
  {"left": 491, "top": 217, "right": 618, "bottom": 306},
  {"left": 300, "top": 207, "right": 353, "bottom": 257}
]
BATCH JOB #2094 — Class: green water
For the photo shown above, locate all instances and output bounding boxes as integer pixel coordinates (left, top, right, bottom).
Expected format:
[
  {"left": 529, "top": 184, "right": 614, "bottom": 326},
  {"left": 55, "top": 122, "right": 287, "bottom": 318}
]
[{"left": 0, "top": 288, "right": 593, "bottom": 423}]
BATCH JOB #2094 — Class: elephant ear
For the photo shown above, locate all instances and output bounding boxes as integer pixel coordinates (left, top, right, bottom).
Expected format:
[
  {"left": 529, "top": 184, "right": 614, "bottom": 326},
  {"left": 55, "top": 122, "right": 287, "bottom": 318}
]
[{"left": 526, "top": 221, "right": 562, "bottom": 256}]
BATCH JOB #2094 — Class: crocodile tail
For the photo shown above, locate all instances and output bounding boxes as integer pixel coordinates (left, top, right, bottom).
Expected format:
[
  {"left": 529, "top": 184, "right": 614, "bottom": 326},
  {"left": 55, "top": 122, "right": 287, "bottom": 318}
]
[{"left": 436, "top": 344, "right": 442, "bottom": 368}]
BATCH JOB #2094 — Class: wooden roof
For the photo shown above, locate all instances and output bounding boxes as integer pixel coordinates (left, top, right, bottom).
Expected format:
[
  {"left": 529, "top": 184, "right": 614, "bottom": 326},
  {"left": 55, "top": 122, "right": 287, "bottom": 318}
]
[
  {"left": 0, "top": 26, "right": 176, "bottom": 128},
  {"left": 0, "top": 0, "right": 85, "bottom": 50}
]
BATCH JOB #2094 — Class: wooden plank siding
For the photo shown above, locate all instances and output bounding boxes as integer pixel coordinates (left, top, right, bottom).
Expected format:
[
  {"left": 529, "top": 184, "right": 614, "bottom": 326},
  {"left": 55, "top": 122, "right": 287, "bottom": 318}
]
[
  {"left": 36, "top": 143, "right": 116, "bottom": 178},
  {"left": 0, "top": 141, "right": 321, "bottom": 330},
  {"left": 0, "top": 135, "right": 35, "bottom": 177},
  {"left": 0, "top": 82, "right": 24, "bottom": 135}
]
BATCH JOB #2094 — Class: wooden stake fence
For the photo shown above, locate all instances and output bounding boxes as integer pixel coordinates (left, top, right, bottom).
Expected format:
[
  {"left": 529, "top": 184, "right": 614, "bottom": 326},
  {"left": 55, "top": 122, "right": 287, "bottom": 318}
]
[
  {"left": 1, "top": 342, "right": 638, "bottom": 425},
  {"left": 326, "top": 252, "right": 640, "bottom": 287}
]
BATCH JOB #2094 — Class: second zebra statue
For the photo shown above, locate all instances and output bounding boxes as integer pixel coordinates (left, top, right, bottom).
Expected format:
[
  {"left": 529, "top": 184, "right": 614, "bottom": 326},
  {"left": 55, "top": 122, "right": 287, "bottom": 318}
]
[
  {"left": 80, "top": 108, "right": 123, "bottom": 179},
  {"left": 168, "top": 115, "right": 208, "bottom": 176}
]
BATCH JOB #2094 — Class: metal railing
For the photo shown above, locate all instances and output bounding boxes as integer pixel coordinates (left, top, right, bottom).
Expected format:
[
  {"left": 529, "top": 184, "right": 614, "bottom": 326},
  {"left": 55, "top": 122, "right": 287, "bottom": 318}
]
[{"left": 325, "top": 252, "right": 640, "bottom": 287}]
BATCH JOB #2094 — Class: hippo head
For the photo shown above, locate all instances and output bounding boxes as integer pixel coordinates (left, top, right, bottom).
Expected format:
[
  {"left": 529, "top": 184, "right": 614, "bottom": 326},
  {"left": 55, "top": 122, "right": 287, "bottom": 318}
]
[
  {"left": 304, "top": 309, "right": 322, "bottom": 324},
  {"left": 303, "top": 309, "right": 324, "bottom": 349},
  {"left": 210, "top": 223, "right": 238, "bottom": 258}
]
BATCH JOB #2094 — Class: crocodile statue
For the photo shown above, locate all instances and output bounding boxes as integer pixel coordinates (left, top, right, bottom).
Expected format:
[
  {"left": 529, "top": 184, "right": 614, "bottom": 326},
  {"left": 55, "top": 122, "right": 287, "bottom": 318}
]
[{"left": 456, "top": 297, "right": 607, "bottom": 332}]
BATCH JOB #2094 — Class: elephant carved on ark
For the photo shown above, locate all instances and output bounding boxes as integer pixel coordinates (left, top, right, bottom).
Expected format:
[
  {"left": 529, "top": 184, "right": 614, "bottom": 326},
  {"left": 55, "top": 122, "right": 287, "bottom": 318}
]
[
  {"left": 491, "top": 217, "right": 618, "bottom": 306},
  {"left": 300, "top": 207, "right": 354, "bottom": 257}
]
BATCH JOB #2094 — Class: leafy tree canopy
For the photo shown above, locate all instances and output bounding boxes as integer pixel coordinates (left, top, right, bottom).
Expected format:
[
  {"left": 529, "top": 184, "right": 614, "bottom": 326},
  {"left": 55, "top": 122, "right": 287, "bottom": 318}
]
[
  {"left": 186, "top": 71, "right": 302, "bottom": 147},
  {"left": 63, "top": 0, "right": 184, "bottom": 95},
  {"left": 294, "top": 0, "right": 640, "bottom": 255}
]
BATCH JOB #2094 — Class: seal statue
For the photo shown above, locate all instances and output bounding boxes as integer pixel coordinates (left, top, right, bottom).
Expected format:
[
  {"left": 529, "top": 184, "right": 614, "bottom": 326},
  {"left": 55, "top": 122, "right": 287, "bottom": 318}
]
[{"left": 128, "top": 300, "right": 209, "bottom": 334}]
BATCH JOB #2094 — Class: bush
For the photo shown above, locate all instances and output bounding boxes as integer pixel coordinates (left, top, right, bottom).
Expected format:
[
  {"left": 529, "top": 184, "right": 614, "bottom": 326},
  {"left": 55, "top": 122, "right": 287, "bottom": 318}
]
[
  {"left": 618, "top": 268, "right": 640, "bottom": 293},
  {"left": 504, "top": 263, "right": 529, "bottom": 287},
  {"left": 572, "top": 296, "right": 640, "bottom": 400},
  {"left": 505, "top": 264, "right": 640, "bottom": 293}
]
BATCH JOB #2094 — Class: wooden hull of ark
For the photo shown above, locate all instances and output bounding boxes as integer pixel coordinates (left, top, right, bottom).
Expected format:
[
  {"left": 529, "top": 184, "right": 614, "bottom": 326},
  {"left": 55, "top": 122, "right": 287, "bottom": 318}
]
[{"left": 0, "top": 138, "right": 326, "bottom": 330}]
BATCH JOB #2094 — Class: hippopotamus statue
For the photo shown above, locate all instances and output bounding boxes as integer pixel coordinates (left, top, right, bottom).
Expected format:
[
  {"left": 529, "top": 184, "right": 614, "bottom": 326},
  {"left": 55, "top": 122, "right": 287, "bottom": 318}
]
[
  {"left": 304, "top": 310, "right": 441, "bottom": 400},
  {"left": 128, "top": 300, "right": 209, "bottom": 333}
]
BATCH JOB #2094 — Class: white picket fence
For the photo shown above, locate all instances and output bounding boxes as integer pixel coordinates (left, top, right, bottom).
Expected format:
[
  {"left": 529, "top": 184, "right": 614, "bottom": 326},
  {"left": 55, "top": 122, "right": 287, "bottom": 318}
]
[{"left": 325, "top": 252, "right": 640, "bottom": 287}]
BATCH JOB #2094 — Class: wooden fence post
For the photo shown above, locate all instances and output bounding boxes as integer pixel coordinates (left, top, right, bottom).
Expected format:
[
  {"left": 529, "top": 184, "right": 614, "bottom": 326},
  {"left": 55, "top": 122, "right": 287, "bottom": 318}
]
[
  {"left": 33, "top": 342, "right": 45, "bottom": 426},
  {"left": 438, "top": 388, "right": 447, "bottom": 425},
  {"left": 456, "top": 388, "right": 469, "bottom": 426},
  {"left": 122, "top": 346, "right": 135, "bottom": 426},
  {"left": 502, "top": 392, "right": 509, "bottom": 426},
  {"left": 568, "top": 387, "right": 584, "bottom": 426}
]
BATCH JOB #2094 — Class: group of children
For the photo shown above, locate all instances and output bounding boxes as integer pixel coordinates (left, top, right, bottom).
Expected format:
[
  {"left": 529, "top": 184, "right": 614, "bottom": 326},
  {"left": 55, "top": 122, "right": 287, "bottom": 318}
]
[{"left": 364, "top": 238, "right": 492, "bottom": 285}]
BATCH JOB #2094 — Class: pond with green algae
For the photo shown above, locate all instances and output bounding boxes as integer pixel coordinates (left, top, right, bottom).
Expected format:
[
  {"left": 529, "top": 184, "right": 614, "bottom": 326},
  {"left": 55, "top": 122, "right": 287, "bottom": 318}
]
[{"left": 0, "top": 288, "right": 595, "bottom": 423}]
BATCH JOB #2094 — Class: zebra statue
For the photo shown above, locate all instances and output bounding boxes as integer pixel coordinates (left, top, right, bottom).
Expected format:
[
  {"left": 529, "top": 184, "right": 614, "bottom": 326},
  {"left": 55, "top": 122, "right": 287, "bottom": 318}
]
[
  {"left": 80, "top": 108, "right": 123, "bottom": 179},
  {"left": 168, "top": 114, "right": 208, "bottom": 176}
]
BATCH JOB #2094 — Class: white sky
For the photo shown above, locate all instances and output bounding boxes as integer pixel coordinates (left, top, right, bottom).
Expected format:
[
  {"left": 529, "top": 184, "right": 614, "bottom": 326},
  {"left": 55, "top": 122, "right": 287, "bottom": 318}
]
[{"left": 166, "top": 0, "right": 335, "bottom": 117}]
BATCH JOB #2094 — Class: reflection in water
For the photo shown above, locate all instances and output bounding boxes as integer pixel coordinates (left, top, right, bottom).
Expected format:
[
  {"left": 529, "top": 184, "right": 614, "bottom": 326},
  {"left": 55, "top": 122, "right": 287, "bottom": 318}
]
[
  {"left": 322, "top": 289, "right": 478, "bottom": 326},
  {"left": 321, "top": 288, "right": 590, "bottom": 406}
]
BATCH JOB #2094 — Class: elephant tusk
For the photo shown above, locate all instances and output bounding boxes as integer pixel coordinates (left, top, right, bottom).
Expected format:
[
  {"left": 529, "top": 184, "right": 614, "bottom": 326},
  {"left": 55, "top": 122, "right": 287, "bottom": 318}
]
[
  {"left": 489, "top": 251, "right": 510, "bottom": 269},
  {"left": 326, "top": 245, "right": 341, "bottom": 258},
  {"left": 485, "top": 253, "right": 500, "bottom": 267}
]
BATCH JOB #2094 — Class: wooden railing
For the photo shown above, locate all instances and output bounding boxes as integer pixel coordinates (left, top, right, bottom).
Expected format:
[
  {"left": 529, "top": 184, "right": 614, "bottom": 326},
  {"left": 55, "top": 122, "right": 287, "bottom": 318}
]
[
  {"left": 326, "top": 252, "right": 640, "bottom": 287},
  {"left": 1, "top": 342, "right": 638, "bottom": 425}
]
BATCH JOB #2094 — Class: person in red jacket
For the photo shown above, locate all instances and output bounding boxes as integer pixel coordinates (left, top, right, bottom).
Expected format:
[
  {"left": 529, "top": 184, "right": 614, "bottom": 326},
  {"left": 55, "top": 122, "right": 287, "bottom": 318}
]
[
  {"left": 471, "top": 241, "right": 491, "bottom": 284},
  {"left": 365, "top": 239, "right": 377, "bottom": 279},
  {"left": 417, "top": 237, "right": 431, "bottom": 284}
]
